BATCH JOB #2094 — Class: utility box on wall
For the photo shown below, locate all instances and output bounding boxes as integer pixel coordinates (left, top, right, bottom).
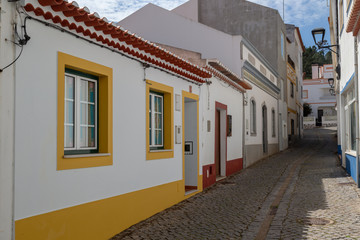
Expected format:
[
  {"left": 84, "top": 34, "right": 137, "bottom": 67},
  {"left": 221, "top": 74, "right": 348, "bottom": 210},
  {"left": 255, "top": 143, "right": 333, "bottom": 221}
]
[{"left": 175, "top": 125, "right": 181, "bottom": 144}]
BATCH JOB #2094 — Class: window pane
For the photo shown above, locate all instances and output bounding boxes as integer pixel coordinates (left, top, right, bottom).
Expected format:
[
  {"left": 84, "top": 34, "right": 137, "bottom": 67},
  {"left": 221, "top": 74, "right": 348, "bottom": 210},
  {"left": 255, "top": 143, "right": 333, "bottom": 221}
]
[
  {"left": 65, "top": 76, "right": 74, "bottom": 99},
  {"left": 80, "top": 103, "right": 87, "bottom": 125},
  {"left": 155, "top": 113, "right": 162, "bottom": 129},
  {"left": 350, "top": 103, "right": 356, "bottom": 150},
  {"left": 157, "top": 96, "right": 162, "bottom": 113},
  {"left": 154, "top": 96, "right": 159, "bottom": 112},
  {"left": 80, "top": 80, "right": 88, "bottom": 102},
  {"left": 80, "top": 127, "right": 87, "bottom": 147},
  {"left": 149, "top": 95, "right": 152, "bottom": 145},
  {"left": 65, "top": 126, "right": 74, "bottom": 148},
  {"left": 88, "top": 127, "right": 95, "bottom": 147},
  {"left": 89, "top": 82, "right": 95, "bottom": 103},
  {"left": 155, "top": 130, "right": 162, "bottom": 145},
  {"left": 89, "top": 104, "right": 95, "bottom": 125},
  {"left": 65, "top": 101, "right": 74, "bottom": 124}
]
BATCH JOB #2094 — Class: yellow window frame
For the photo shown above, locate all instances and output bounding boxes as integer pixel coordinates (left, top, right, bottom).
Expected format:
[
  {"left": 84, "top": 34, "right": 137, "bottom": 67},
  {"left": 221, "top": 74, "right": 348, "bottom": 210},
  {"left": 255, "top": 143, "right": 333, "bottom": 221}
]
[
  {"left": 57, "top": 52, "right": 113, "bottom": 170},
  {"left": 146, "top": 80, "right": 174, "bottom": 160}
]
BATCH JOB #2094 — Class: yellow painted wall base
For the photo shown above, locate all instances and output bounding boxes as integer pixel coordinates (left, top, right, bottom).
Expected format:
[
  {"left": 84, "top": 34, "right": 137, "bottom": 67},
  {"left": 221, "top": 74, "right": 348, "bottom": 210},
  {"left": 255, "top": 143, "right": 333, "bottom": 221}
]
[{"left": 15, "top": 178, "right": 202, "bottom": 240}]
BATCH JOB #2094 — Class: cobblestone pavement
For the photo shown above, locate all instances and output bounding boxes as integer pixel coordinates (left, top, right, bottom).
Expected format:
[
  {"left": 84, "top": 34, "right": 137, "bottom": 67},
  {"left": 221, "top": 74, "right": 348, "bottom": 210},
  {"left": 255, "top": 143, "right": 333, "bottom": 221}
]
[{"left": 111, "top": 128, "right": 360, "bottom": 240}]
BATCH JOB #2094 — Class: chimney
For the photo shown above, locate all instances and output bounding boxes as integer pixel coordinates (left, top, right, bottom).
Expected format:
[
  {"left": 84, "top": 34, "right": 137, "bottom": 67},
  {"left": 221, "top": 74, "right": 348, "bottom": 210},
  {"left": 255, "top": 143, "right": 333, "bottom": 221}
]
[{"left": 312, "top": 64, "right": 319, "bottom": 79}]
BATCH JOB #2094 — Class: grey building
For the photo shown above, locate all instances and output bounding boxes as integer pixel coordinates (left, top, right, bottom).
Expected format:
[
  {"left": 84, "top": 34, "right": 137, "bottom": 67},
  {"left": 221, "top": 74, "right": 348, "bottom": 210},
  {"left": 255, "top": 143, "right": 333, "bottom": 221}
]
[{"left": 173, "top": 0, "right": 287, "bottom": 91}]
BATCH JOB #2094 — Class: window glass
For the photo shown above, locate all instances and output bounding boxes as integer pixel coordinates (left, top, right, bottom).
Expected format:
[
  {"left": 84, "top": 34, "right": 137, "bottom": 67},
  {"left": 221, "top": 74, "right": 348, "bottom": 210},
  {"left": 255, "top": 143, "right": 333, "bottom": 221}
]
[
  {"left": 272, "top": 109, "right": 276, "bottom": 137},
  {"left": 340, "top": 0, "right": 344, "bottom": 29},
  {"left": 64, "top": 70, "right": 98, "bottom": 153},
  {"left": 150, "top": 92, "right": 164, "bottom": 148},
  {"left": 350, "top": 102, "right": 356, "bottom": 150},
  {"left": 281, "top": 32, "right": 285, "bottom": 60},
  {"left": 250, "top": 99, "right": 256, "bottom": 134}
]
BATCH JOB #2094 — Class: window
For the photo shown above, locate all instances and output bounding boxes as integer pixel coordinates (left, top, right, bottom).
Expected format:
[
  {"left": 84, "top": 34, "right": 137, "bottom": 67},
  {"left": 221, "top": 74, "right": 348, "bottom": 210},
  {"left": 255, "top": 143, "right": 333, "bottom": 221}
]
[
  {"left": 340, "top": 0, "right": 344, "bottom": 31},
  {"left": 146, "top": 80, "right": 174, "bottom": 160},
  {"left": 350, "top": 102, "right": 356, "bottom": 150},
  {"left": 250, "top": 99, "right": 256, "bottom": 135},
  {"left": 64, "top": 69, "right": 98, "bottom": 154},
  {"left": 346, "top": 0, "right": 352, "bottom": 13},
  {"left": 149, "top": 92, "right": 164, "bottom": 149},
  {"left": 57, "top": 52, "right": 113, "bottom": 170},
  {"left": 290, "top": 82, "right": 294, "bottom": 98},
  {"left": 302, "top": 89, "right": 308, "bottom": 99},
  {"left": 296, "top": 77, "right": 298, "bottom": 92},
  {"left": 272, "top": 109, "right": 276, "bottom": 137},
  {"left": 281, "top": 32, "right": 285, "bottom": 60}
]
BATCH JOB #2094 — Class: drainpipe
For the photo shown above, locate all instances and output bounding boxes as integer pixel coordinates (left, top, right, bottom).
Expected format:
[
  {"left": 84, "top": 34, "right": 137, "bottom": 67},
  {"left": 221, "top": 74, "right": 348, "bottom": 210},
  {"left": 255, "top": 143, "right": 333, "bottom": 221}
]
[{"left": 354, "top": 36, "right": 360, "bottom": 188}]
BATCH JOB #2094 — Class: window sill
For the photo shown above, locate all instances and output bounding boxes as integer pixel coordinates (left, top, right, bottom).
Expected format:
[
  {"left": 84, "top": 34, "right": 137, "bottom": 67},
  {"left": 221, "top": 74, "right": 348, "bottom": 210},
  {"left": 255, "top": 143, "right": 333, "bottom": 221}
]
[
  {"left": 147, "top": 149, "right": 174, "bottom": 160},
  {"left": 345, "top": 151, "right": 356, "bottom": 157},
  {"left": 149, "top": 149, "right": 173, "bottom": 153},
  {"left": 63, "top": 153, "right": 111, "bottom": 159}
]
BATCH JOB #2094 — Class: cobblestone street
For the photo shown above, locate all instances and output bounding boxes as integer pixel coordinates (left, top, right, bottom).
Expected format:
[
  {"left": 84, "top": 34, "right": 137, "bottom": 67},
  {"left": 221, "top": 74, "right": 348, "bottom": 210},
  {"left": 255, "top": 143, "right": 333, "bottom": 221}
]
[{"left": 111, "top": 128, "right": 360, "bottom": 240}]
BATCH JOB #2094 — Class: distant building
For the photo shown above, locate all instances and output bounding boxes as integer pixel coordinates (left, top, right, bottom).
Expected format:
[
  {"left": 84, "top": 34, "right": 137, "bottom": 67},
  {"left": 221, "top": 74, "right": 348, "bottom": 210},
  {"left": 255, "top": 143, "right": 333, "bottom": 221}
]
[
  {"left": 172, "top": 0, "right": 291, "bottom": 150},
  {"left": 302, "top": 64, "right": 336, "bottom": 127},
  {"left": 286, "top": 24, "right": 305, "bottom": 140}
]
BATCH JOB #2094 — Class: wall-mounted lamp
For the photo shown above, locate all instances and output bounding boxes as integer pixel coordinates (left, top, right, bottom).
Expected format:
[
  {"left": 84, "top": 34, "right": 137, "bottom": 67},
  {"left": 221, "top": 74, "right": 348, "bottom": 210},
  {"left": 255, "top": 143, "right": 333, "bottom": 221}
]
[
  {"left": 311, "top": 28, "right": 339, "bottom": 55},
  {"left": 328, "top": 78, "right": 336, "bottom": 96},
  {"left": 312, "top": 27, "right": 341, "bottom": 83}
]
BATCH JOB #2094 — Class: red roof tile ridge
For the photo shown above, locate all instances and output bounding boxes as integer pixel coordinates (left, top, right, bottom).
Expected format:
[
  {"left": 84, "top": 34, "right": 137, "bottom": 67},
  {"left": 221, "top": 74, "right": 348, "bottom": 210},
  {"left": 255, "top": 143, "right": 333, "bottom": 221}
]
[
  {"left": 204, "top": 65, "right": 246, "bottom": 93},
  {"left": 25, "top": 0, "right": 211, "bottom": 82}
]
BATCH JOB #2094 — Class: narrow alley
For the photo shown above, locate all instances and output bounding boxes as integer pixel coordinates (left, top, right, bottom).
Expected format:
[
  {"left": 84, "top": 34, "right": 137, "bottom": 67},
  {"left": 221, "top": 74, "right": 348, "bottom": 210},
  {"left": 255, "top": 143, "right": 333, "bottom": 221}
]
[{"left": 112, "top": 128, "right": 360, "bottom": 240}]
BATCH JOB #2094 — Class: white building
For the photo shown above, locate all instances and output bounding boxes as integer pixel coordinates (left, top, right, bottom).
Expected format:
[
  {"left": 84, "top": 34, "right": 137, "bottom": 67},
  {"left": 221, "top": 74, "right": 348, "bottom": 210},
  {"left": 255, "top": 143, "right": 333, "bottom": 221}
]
[
  {"left": 329, "top": 0, "right": 358, "bottom": 183},
  {"left": 303, "top": 64, "right": 336, "bottom": 127},
  {"left": 156, "top": 43, "right": 251, "bottom": 188},
  {"left": 0, "top": 0, "right": 255, "bottom": 238},
  {"left": 120, "top": 2, "right": 284, "bottom": 167},
  {"left": 1, "top": 0, "right": 218, "bottom": 238}
]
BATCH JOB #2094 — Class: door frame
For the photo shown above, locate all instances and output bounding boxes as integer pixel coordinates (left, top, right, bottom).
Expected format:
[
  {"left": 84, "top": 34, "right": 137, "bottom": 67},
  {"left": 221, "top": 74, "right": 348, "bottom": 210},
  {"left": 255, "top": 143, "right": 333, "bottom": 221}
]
[
  {"left": 215, "top": 101, "right": 227, "bottom": 177},
  {"left": 182, "top": 91, "right": 201, "bottom": 196}
]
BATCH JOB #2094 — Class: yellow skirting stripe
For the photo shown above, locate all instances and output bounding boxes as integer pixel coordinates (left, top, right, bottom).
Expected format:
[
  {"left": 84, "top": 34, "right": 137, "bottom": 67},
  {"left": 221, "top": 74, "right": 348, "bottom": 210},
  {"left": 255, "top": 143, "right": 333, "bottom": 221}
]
[{"left": 15, "top": 178, "right": 202, "bottom": 240}]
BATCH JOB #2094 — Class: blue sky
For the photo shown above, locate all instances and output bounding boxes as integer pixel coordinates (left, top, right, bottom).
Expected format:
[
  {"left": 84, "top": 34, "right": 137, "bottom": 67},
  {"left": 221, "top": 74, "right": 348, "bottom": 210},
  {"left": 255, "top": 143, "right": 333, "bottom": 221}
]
[{"left": 75, "top": 0, "right": 331, "bottom": 48}]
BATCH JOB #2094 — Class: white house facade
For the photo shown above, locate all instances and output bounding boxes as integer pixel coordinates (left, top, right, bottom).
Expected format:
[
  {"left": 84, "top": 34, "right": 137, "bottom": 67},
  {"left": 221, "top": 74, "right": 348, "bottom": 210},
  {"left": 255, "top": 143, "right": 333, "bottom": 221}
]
[
  {"left": 120, "top": 2, "right": 284, "bottom": 167},
  {"left": 303, "top": 64, "right": 336, "bottom": 127},
  {"left": 329, "top": 0, "right": 359, "bottom": 184},
  {"left": 1, "top": 0, "right": 219, "bottom": 238}
]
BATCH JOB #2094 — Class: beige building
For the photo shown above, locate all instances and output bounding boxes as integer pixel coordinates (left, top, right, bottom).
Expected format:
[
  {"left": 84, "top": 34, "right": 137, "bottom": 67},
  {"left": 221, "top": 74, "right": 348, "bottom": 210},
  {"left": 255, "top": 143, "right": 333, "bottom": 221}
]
[{"left": 286, "top": 25, "right": 305, "bottom": 141}]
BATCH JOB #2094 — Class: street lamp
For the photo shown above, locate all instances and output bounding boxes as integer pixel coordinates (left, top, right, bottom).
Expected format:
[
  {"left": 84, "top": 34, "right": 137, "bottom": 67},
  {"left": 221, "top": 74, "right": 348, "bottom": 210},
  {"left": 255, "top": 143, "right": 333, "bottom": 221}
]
[
  {"left": 329, "top": 88, "right": 335, "bottom": 96},
  {"left": 328, "top": 78, "right": 334, "bottom": 88},
  {"left": 311, "top": 27, "right": 339, "bottom": 55},
  {"left": 312, "top": 28, "right": 325, "bottom": 46}
]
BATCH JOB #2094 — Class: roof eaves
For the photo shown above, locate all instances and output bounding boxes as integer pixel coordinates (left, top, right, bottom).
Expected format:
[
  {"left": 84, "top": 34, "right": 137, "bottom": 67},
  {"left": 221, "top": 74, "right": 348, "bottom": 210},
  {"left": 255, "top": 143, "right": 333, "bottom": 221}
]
[{"left": 25, "top": 0, "right": 212, "bottom": 83}]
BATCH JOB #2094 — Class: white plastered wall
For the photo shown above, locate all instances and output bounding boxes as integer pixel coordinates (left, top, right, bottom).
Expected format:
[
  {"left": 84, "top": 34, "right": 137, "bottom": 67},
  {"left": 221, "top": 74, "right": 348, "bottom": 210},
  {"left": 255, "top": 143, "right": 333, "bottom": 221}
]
[
  {"left": 200, "top": 76, "right": 243, "bottom": 167},
  {"left": 0, "top": 1, "right": 16, "bottom": 239},
  {"left": 120, "top": 4, "right": 243, "bottom": 77},
  {"left": 244, "top": 83, "right": 278, "bottom": 146},
  {"left": 14, "top": 19, "right": 202, "bottom": 220}
]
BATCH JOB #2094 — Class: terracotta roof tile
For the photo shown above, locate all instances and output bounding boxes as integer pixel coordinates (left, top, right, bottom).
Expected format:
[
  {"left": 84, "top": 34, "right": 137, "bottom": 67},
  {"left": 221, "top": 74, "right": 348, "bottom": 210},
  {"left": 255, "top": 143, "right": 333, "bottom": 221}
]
[{"left": 25, "top": 0, "right": 211, "bottom": 82}]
